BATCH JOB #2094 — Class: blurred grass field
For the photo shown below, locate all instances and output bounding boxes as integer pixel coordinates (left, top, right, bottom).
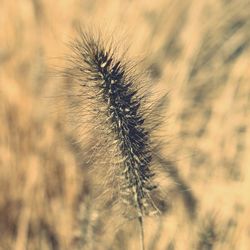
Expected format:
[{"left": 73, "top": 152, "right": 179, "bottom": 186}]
[{"left": 1, "top": 0, "right": 250, "bottom": 249}]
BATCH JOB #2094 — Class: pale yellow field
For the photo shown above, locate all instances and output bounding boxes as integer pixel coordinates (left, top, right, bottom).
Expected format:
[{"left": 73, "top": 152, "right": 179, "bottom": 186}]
[{"left": 1, "top": 0, "right": 250, "bottom": 249}]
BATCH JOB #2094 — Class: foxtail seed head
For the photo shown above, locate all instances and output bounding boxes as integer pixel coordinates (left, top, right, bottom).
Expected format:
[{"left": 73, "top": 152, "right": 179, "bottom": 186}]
[{"left": 63, "top": 29, "right": 160, "bottom": 219}]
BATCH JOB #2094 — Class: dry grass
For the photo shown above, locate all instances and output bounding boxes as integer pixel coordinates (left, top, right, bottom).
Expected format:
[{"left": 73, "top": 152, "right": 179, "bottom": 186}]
[{"left": 1, "top": 0, "right": 250, "bottom": 249}]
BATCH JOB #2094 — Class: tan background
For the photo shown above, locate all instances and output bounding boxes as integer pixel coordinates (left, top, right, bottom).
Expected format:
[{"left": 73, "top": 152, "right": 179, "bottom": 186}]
[{"left": 1, "top": 0, "right": 250, "bottom": 249}]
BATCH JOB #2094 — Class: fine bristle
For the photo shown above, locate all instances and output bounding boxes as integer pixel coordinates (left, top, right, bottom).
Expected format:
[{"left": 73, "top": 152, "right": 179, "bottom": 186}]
[{"left": 63, "top": 29, "right": 159, "bottom": 219}]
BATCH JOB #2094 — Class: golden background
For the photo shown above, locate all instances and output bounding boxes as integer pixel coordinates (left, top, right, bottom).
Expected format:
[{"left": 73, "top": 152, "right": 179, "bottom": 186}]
[{"left": 1, "top": 0, "right": 250, "bottom": 249}]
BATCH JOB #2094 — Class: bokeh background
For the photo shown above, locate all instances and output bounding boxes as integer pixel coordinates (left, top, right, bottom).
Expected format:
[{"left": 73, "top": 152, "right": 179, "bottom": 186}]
[{"left": 1, "top": 0, "right": 250, "bottom": 249}]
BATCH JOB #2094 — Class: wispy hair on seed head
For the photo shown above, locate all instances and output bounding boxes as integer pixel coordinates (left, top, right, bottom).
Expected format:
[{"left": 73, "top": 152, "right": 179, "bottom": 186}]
[{"left": 62, "top": 28, "right": 166, "bottom": 239}]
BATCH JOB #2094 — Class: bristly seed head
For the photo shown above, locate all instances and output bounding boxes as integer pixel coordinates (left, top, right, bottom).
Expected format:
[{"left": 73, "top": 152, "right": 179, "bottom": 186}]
[{"left": 65, "top": 29, "right": 158, "bottom": 218}]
